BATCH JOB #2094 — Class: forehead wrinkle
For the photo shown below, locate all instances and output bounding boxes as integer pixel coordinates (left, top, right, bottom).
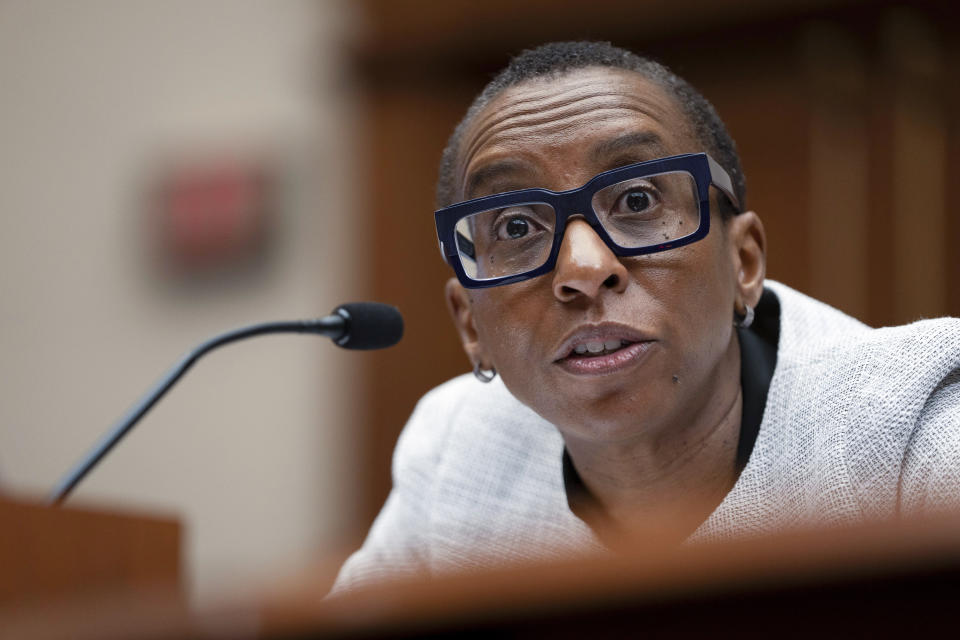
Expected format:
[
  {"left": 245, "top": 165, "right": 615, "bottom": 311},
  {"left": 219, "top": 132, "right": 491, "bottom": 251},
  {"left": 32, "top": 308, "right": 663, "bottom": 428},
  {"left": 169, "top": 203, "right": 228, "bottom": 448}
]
[
  {"left": 456, "top": 69, "right": 688, "bottom": 200},
  {"left": 463, "top": 68, "right": 674, "bottom": 146},
  {"left": 464, "top": 91, "right": 666, "bottom": 163},
  {"left": 589, "top": 131, "right": 671, "bottom": 164},
  {"left": 464, "top": 158, "right": 534, "bottom": 199},
  {"left": 477, "top": 105, "right": 650, "bottom": 152},
  {"left": 461, "top": 104, "right": 673, "bottom": 199}
]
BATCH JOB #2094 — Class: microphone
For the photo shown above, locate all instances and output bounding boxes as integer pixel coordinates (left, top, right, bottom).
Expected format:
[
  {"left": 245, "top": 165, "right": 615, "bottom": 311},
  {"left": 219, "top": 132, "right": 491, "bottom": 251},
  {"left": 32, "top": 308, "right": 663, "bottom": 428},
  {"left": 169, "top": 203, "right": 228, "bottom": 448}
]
[
  {"left": 48, "top": 302, "right": 403, "bottom": 505},
  {"left": 327, "top": 302, "right": 404, "bottom": 350}
]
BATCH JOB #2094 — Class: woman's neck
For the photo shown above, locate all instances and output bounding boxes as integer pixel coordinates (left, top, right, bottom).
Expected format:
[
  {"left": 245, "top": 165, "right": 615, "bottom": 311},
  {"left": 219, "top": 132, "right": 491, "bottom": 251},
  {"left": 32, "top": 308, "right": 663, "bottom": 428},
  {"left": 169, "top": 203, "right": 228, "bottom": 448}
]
[{"left": 563, "top": 337, "right": 744, "bottom": 544}]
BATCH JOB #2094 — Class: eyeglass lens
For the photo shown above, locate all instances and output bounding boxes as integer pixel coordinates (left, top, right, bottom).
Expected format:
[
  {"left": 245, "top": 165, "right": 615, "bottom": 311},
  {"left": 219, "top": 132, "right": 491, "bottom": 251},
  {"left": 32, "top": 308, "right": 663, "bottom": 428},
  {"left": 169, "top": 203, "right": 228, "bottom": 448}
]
[{"left": 454, "top": 171, "right": 700, "bottom": 281}]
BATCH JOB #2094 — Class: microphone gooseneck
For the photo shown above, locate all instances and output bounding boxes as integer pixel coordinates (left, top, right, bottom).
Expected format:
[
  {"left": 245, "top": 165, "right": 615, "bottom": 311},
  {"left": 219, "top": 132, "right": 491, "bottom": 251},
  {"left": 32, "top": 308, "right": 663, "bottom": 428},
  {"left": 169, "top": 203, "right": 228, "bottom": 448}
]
[{"left": 48, "top": 303, "right": 402, "bottom": 505}]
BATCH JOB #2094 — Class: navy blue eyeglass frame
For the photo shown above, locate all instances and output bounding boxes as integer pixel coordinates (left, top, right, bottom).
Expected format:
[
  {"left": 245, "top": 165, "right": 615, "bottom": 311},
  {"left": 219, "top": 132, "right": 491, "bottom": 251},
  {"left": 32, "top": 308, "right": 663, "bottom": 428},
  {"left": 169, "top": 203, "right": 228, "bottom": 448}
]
[{"left": 435, "top": 152, "right": 740, "bottom": 289}]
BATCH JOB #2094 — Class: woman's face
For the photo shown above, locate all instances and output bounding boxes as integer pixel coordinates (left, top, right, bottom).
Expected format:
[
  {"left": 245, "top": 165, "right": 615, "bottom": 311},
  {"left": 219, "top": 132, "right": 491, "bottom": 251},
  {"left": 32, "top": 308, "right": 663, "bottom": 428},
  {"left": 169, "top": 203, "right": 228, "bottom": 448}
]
[{"left": 448, "top": 67, "right": 761, "bottom": 446}]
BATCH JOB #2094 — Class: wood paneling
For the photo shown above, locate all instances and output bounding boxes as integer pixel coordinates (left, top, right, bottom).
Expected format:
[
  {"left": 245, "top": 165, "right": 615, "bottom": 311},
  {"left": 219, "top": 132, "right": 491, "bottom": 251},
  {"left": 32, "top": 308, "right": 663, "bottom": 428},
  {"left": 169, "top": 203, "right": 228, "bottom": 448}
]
[
  {"left": 353, "top": 84, "right": 479, "bottom": 528},
  {"left": 804, "top": 22, "right": 871, "bottom": 319},
  {"left": 948, "top": 22, "right": 960, "bottom": 316}
]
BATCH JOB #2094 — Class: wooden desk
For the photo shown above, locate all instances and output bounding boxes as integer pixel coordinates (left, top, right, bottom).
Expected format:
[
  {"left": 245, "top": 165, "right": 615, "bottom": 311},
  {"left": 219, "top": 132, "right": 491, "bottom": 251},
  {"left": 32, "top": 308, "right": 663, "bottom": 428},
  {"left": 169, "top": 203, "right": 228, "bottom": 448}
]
[
  {"left": 0, "top": 496, "right": 181, "bottom": 607},
  {"left": 4, "top": 512, "right": 960, "bottom": 638},
  {"left": 261, "top": 514, "right": 960, "bottom": 638}
]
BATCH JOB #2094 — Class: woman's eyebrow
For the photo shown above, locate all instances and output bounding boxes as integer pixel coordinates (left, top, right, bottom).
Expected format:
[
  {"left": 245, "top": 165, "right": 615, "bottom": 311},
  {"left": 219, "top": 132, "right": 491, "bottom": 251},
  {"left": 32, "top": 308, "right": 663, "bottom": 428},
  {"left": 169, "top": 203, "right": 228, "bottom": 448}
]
[
  {"left": 590, "top": 131, "right": 670, "bottom": 164},
  {"left": 464, "top": 159, "right": 531, "bottom": 199}
]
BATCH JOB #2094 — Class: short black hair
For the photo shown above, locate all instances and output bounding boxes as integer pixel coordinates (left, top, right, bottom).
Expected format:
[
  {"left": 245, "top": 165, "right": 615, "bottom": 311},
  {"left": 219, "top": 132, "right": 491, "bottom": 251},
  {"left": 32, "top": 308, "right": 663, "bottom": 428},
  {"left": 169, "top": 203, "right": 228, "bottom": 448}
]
[{"left": 435, "top": 41, "right": 746, "bottom": 218}]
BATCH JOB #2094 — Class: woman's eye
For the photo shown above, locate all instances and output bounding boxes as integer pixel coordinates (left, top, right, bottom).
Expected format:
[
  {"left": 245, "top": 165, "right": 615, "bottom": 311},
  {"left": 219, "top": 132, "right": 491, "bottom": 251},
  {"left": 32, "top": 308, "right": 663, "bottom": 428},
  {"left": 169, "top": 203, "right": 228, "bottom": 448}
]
[
  {"left": 504, "top": 217, "right": 528, "bottom": 239},
  {"left": 493, "top": 206, "right": 540, "bottom": 240},
  {"left": 623, "top": 190, "right": 652, "bottom": 213}
]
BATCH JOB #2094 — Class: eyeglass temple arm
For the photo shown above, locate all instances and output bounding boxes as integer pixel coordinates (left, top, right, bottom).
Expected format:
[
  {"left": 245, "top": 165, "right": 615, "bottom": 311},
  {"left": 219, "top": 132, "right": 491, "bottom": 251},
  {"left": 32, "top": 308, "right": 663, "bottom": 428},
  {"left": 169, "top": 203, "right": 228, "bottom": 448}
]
[
  {"left": 438, "top": 230, "right": 477, "bottom": 265},
  {"left": 706, "top": 155, "right": 740, "bottom": 212}
]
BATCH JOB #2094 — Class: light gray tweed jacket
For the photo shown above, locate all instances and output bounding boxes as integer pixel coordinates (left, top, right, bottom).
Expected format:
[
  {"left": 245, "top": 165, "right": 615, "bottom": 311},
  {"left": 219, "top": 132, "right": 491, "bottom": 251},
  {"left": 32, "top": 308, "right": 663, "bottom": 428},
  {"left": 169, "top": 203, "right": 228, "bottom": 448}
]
[{"left": 333, "top": 281, "right": 960, "bottom": 592}]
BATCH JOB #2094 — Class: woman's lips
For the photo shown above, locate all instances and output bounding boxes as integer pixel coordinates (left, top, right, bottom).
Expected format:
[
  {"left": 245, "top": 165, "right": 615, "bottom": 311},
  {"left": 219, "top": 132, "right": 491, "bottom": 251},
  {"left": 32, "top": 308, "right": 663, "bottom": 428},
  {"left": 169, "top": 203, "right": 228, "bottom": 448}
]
[{"left": 556, "top": 340, "right": 654, "bottom": 375}]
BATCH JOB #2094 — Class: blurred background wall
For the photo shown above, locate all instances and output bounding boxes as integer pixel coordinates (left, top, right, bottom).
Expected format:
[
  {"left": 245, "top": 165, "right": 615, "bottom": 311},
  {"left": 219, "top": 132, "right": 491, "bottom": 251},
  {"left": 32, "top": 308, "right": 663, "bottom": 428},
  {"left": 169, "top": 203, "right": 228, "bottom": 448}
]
[
  {"left": 0, "top": 1, "right": 363, "bottom": 602},
  {"left": 0, "top": 0, "right": 957, "bottom": 605}
]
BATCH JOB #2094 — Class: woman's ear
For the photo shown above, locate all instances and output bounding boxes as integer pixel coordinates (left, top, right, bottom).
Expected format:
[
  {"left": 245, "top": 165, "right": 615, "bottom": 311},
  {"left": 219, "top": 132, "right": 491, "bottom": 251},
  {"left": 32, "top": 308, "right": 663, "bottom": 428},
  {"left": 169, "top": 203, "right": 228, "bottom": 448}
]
[
  {"left": 445, "top": 278, "right": 486, "bottom": 368},
  {"left": 727, "top": 211, "right": 767, "bottom": 309}
]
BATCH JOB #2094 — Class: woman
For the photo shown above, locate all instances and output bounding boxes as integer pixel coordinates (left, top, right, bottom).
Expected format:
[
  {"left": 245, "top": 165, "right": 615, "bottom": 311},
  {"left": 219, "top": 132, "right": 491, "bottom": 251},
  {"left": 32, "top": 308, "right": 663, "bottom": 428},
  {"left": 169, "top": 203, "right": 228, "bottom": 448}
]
[{"left": 333, "top": 42, "right": 960, "bottom": 591}]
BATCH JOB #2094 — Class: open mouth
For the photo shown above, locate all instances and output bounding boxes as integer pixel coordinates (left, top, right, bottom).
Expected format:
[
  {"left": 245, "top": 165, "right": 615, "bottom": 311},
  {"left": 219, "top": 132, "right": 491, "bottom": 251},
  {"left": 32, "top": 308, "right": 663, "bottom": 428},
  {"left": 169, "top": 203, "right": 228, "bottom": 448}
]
[
  {"left": 555, "top": 335, "right": 654, "bottom": 376},
  {"left": 567, "top": 339, "right": 635, "bottom": 359},
  {"left": 553, "top": 324, "right": 655, "bottom": 375}
]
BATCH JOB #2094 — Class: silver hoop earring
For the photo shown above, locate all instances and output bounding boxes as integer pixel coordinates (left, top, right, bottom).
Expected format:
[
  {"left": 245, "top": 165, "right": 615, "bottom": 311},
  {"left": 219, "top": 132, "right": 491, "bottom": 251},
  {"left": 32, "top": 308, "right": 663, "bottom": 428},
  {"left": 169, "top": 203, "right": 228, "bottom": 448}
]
[
  {"left": 473, "top": 362, "right": 497, "bottom": 383},
  {"left": 734, "top": 304, "right": 755, "bottom": 329}
]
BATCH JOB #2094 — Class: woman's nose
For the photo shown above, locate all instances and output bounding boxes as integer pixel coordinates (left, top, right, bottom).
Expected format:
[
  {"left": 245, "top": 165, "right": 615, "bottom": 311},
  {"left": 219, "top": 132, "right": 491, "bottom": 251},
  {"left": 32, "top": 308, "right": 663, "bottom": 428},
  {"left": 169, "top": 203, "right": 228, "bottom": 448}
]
[{"left": 551, "top": 219, "right": 629, "bottom": 302}]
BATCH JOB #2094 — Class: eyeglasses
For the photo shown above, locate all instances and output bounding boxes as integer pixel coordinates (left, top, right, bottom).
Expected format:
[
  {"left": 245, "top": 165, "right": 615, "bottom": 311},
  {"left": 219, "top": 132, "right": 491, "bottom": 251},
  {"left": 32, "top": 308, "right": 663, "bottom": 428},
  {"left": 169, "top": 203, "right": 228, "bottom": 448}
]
[{"left": 435, "top": 152, "right": 739, "bottom": 289}]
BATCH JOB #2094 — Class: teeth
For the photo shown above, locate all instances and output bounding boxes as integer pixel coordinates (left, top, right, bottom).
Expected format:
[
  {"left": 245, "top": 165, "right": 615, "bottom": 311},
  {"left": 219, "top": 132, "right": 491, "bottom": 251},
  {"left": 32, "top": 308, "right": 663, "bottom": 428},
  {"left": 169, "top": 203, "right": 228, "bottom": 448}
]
[{"left": 572, "top": 339, "right": 626, "bottom": 357}]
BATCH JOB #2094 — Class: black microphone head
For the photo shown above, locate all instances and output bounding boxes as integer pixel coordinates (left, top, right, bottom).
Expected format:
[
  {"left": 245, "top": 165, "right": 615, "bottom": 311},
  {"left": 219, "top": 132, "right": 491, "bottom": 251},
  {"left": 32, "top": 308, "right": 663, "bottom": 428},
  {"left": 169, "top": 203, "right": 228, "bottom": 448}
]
[{"left": 333, "top": 302, "right": 404, "bottom": 350}]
